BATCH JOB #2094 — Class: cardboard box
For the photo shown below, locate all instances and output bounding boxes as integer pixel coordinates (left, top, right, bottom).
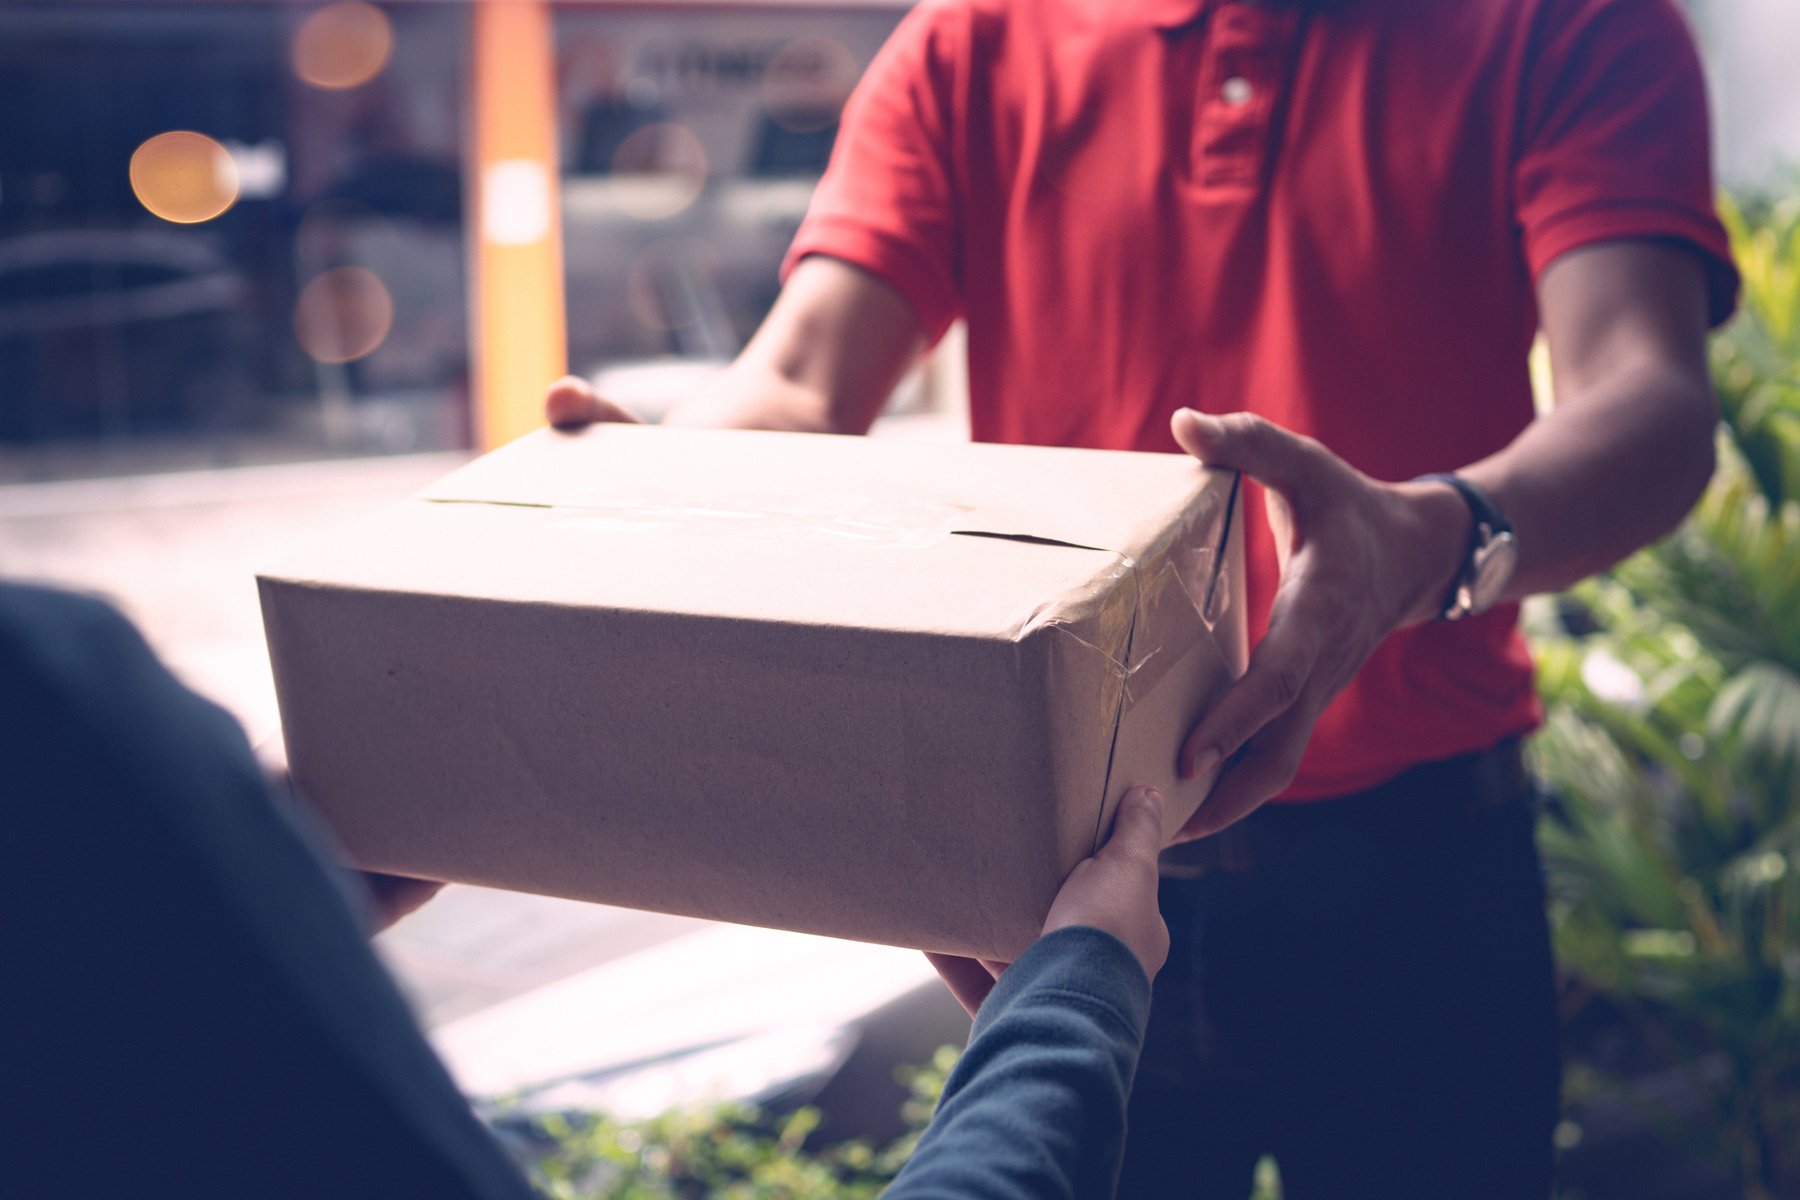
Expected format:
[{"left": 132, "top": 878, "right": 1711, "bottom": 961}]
[{"left": 259, "top": 425, "right": 1245, "bottom": 960}]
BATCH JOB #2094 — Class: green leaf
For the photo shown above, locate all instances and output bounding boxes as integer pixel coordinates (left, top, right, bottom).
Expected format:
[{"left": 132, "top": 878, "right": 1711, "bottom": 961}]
[{"left": 1709, "top": 662, "right": 1800, "bottom": 772}]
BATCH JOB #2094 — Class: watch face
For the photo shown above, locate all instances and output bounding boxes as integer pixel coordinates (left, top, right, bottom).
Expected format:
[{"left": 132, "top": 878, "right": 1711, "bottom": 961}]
[{"left": 1469, "top": 531, "right": 1519, "bottom": 613}]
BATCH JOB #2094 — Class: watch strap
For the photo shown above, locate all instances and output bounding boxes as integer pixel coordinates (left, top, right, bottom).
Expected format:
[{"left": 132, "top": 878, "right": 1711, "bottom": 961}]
[
  {"left": 1415, "top": 472, "right": 1512, "bottom": 539},
  {"left": 1414, "top": 472, "right": 1515, "bottom": 620}
]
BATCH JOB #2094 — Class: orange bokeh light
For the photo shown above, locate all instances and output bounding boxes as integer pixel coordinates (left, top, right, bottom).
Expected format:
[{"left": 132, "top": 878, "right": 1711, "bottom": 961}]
[
  {"left": 294, "top": 266, "right": 395, "bottom": 364},
  {"left": 292, "top": 2, "right": 394, "bottom": 91},
  {"left": 609, "top": 122, "right": 709, "bottom": 220},
  {"left": 129, "top": 131, "right": 240, "bottom": 224}
]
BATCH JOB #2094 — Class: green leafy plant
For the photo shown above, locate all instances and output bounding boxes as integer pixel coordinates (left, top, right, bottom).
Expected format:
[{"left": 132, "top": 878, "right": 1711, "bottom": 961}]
[
  {"left": 511, "top": 1049, "right": 1291, "bottom": 1198},
  {"left": 515, "top": 1046, "right": 957, "bottom": 1199},
  {"left": 1713, "top": 191, "right": 1800, "bottom": 511},
  {"left": 1530, "top": 187, "right": 1800, "bottom": 1199}
]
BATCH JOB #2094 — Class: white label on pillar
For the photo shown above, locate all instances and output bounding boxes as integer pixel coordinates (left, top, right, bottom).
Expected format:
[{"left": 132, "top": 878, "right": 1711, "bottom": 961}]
[{"left": 483, "top": 159, "right": 551, "bottom": 246}]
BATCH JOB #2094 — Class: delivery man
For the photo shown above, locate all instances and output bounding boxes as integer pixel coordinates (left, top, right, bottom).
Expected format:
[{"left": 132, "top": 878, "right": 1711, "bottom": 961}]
[{"left": 546, "top": 0, "right": 1739, "bottom": 1193}]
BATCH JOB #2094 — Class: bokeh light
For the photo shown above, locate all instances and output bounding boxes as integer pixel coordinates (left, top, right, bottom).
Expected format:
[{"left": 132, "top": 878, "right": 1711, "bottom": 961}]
[
  {"left": 129, "top": 131, "right": 240, "bottom": 224},
  {"left": 609, "top": 122, "right": 708, "bottom": 220},
  {"left": 292, "top": 2, "right": 394, "bottom": 91},
  {"left": 294, "top": 266, "right": 394, "bottom": 364},
  {"left": 761, "top": 37, "right": 857, "bottom": 133}
]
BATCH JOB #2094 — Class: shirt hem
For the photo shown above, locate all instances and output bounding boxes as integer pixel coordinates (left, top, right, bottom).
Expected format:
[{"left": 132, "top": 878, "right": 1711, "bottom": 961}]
[{"left": 1273, "top": 711, "right": 1544, "bottom": 803}]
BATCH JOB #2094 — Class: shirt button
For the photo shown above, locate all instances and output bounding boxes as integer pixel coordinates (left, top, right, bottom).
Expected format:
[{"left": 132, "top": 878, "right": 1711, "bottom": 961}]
[{"left": 1221, "top": 76, "right": 1254, "bottom": 106}]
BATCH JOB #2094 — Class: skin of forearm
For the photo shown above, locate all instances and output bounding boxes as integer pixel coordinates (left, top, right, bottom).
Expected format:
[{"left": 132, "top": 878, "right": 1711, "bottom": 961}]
[
  {"left": 1463, "top": 363, "right": 1717, "bottom": 602},
  {"left": 660, "top": 358, "right": 855, "bottom": 433},
  {"left": 1388, "top": 241, "right": 1718, "bottom": 621},
  {"left": 661, "top": 255, "right": 927, "bottom": 435}
]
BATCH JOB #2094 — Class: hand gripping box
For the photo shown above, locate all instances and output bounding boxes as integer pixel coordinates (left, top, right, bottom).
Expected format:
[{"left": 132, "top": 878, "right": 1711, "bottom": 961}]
[{"left": 259, "top": 425, "right": 1245, "bottom": 960}]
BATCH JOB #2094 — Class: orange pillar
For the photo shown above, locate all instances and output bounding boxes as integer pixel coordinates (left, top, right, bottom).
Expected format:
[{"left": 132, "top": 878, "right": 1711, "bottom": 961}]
[{"left": 468, "top": 0, "right": 566, "bottom": 449}]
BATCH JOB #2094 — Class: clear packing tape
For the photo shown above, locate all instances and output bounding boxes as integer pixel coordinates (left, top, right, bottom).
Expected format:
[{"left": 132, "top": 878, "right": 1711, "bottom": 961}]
[
  {"left": 1013, "top": 468, "right": 1239, "bottom": 713},
  {"left": 426, "top": 468, "right": 1243, "bottom": 851},
  {"left": 426, "top": 489, "right": 975, "bottom": 550},
  {"left": 1010, "top": 470, "right": 1241, "bottom": 850}
]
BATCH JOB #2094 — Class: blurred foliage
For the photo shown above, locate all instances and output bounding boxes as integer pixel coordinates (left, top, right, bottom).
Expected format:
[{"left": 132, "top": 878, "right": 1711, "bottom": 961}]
[
  {"left": 516, "top": 1046, "right": 956, "bottom": 1199},
  {"left": 1530, "top": 188, "right": 1800, "bottom": 1198},
  {"left": 513, "top": 1040, "right": 1296, "bottom": 1198},
  {"left": 1713, "top": 191, "right": 1800, "bottom": 512},
  {"left": 1251, "top": 1154, "right": 1284, "bottom": 1199}
]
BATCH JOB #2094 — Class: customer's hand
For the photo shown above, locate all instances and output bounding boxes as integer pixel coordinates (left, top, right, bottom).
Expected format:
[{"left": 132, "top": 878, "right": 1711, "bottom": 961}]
[
  {"left": 545, "top": 375, "right": 643, "bottom": 430},
  {"left": 929, "top": 786, "right": 1169, "bottom": 1016},
  {"left": 254, "top": 732, "right": 445, "bottom": 934},
  {"left": 1168, "top": 409, "right": 1471, "bottom": 842},
  {"left": 361, "top": 872, "right": 445, "bottom": 933}
]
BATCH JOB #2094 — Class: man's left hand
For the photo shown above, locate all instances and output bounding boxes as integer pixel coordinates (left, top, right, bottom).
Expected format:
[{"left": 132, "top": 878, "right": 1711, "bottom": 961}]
[{"left": 1169, "top": 409, "right": 1470, "bottom": 842}]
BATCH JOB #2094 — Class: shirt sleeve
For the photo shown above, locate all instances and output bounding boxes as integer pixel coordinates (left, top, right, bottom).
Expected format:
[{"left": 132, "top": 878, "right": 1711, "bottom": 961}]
[
  {"left": 1512, "top": 0, "right": 1739, "bottom": 326},
  {"left": 781, "top": 0, "right": 966, "bottom": 343},
  {"left": 884, "top": 926, "right": 1152, "bottom": 1200},
  {"left": 0, "top": 583, "right": 538, "bottom": 1200}
]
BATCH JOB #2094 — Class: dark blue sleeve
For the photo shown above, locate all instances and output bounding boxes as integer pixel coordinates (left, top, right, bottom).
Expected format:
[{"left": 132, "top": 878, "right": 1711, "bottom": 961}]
[
  {"left": 0, "top": 582, "right": 538, "bottom": 1200},
  {"left": 884, "top": 926, "right": 1152, "bottom": 1200}
]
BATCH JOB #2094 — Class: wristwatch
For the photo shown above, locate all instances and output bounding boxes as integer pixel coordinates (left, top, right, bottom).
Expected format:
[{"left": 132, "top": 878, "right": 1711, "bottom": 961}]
[{"left": 1416, "top": 473, "right": 1517, "bottom": 621}]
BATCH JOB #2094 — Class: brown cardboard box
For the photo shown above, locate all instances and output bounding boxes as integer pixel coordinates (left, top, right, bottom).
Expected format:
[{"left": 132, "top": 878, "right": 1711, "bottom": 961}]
[{"left": 259, "top": 425, "right": 1245, "bottom": 960}]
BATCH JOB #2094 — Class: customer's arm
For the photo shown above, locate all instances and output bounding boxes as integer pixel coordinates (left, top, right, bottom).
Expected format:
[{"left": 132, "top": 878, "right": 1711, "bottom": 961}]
[
  {"left": 2, "top": 579, "right": 1169, "bottom": 1200},
  {"left": 0, "top": 583, "right": 536, "bottom": 1200},
  {"left": 885, "top": 788, "right": 1168, "bottom": 1200}
]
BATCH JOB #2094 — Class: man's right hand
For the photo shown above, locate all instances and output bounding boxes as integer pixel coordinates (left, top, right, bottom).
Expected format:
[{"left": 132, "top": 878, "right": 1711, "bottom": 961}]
[{"left": 545, "top": 376, "right": 643, "bottom": 430}]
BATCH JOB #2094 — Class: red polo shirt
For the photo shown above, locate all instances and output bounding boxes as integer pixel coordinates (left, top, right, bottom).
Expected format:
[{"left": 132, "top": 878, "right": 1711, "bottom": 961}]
[{"left": 784, "top": 0, "right": 1737, "bottom": 799}]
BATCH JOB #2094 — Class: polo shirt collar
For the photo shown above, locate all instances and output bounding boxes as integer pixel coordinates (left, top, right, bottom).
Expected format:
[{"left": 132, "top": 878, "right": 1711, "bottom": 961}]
[
  {"left": 1145, "top": 0, "right": 1331, "bottom": 32},
  {"left": 1142, "top": 0, "right": 1217, "bottom": 31}
]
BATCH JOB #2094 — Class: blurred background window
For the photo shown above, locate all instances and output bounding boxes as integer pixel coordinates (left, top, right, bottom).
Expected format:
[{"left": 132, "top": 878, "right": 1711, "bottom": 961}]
[
  {"left": 550, "top": 4, "right": 906, "bottom": 420},
  {"left": 0, "top": 1, "right": 470, "bottom": 481},
  {"left": 2, "top": 1, "right": 1794, "bottom": 482}
]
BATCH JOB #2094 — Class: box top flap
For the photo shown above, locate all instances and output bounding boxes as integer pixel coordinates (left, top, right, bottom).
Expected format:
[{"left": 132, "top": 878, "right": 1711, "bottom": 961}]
[
  {"left": 266, "top": 425, "right": 1233, "bottom": 641},
  {"left": 421, "top": 425, "right": 1216, "bottom": 547}
]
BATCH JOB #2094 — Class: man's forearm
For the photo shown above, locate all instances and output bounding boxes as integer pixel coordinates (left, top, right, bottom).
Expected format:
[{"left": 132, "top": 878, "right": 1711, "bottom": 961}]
[
  {"left": 1165, "top": 244, "right": 1718, "bottom": 831},
  {"left": 1464, "top": 364, "right": 1716, "bottom": 602},
  {"left": 662, "top": 255, "right": 928, "bottom": 435},
  {"left": 661, "top": 358, "right": 865, "bottom": 434},
  {"left": 1400, "top": 242, "right": 1717, "bottom": 622}
]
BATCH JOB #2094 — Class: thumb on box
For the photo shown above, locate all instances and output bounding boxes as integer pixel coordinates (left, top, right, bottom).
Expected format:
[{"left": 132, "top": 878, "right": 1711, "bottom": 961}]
[
  {"left": 546, "top": 375, "right": 642, "bottom": 430},
  {"left": 1042, "top": 787, "right": 1169, "bottom": 983}
]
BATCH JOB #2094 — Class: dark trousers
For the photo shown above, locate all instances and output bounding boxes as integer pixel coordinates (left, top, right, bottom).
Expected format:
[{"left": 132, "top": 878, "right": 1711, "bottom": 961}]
[{"left": 1117, "top": 744, "right": 1560, "bottom": 1199}]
